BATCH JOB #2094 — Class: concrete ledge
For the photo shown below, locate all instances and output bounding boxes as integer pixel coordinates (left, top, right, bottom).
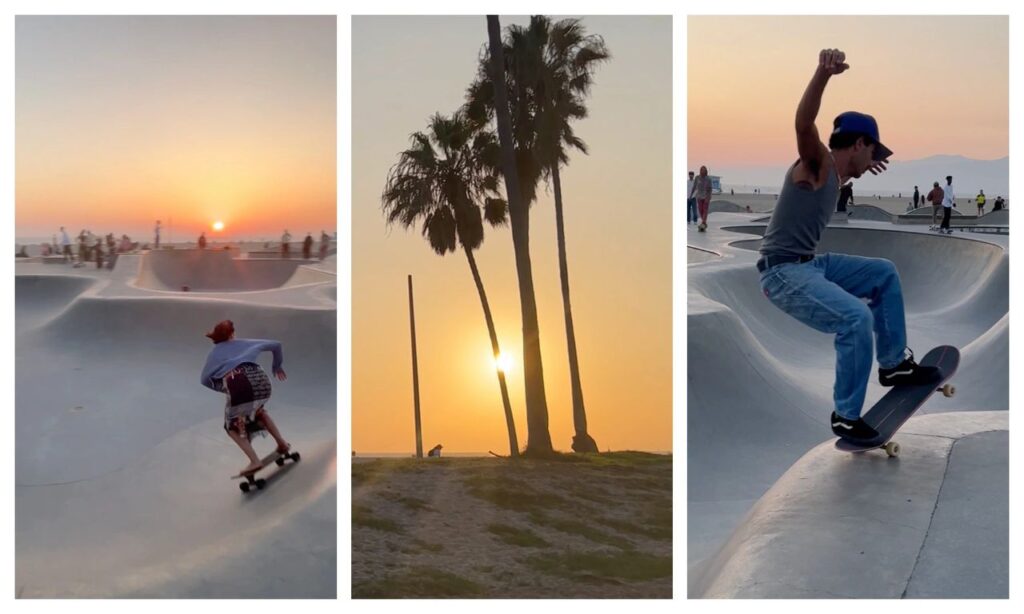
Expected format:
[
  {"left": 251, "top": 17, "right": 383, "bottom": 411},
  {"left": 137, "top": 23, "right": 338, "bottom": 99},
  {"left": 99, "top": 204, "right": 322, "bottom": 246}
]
[{"left": 691, "top": 411, "right": 1007, "bottom": 599}]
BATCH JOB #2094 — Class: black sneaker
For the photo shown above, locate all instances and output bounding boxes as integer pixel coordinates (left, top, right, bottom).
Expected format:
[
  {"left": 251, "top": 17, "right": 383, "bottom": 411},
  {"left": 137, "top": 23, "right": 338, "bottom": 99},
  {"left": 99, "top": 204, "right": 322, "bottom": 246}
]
[
  {"left": 878, "top": 348, "right": 941, "bottom": 387},
  {"left": 831, "top": 411, "right": 879, "bottom": 441}
]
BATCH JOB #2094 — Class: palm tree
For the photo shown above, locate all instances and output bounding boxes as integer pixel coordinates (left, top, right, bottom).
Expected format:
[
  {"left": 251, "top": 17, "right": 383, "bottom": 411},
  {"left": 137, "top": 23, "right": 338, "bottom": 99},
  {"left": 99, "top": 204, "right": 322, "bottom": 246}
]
[
  {"left": 485, "top": 15, "right": 553, "bottom": 455},
  {"left": 382, "top": 111, "right": 519, "bottom": 457},
  {"left": 471, "top": 16, "right": 609, "bottom": 453}
]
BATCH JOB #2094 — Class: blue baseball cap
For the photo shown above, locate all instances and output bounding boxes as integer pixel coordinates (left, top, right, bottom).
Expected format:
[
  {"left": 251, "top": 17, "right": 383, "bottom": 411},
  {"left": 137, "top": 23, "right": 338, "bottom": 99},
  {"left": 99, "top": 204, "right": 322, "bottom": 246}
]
[{"left": 831, "top": 111, "right": 893, "bottom": 161}]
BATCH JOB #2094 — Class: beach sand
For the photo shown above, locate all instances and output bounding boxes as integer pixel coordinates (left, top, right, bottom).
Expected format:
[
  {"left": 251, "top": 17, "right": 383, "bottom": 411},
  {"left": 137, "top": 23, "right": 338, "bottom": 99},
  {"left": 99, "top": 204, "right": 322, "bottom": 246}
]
[{"left": 352, "top": 452, "right": 672, "bottom": 598}]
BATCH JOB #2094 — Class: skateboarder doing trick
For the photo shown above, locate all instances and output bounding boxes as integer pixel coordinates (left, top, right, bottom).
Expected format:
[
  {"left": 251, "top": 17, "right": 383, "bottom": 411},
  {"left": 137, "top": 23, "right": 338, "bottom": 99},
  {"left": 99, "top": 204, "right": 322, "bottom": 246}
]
[
  {"left": 758, "top": 49, "right": 940, "bottom": 442},
  {"left": 200, "top": 320, "right": 292, "bottom": 475}
]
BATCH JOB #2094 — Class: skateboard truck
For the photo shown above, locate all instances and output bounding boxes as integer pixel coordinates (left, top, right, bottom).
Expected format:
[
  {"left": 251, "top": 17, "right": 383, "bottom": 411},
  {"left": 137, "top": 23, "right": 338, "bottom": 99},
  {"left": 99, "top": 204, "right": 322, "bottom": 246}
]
[{"left": 234, "top": 450, "right": 301, "bottom": 493}]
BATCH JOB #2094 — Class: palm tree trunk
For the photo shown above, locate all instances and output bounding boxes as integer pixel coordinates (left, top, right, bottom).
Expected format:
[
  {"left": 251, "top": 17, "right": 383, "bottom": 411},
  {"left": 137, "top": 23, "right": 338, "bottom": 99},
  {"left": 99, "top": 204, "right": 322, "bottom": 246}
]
[
  {"left": 551, "top": 164, "right": 598, "bottom": 453},
  {"left": 463, "top": 245, "right": 520, "bottom": 457},
  {"left": 486, "top": 15, "right": 553, "bottom": 455}
]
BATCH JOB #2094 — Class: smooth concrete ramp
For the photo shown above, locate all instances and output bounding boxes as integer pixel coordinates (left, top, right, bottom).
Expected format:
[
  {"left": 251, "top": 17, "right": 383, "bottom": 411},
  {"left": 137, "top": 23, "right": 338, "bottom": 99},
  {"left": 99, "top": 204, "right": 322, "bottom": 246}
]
[
  {"left": 691, "top": 412, "right": 1007, "bottom": 598},
  {"left": 687, "top": 215, "right": 1007, "bottom": 598},
  {"left": 15, "top": 252, "right": 336, "bottom": 597},
  {"left": 847, "top": 203, "right": 893, "bottom": 222},
  {"left": 134, "top": 248, "right": 332, "bottom": 292},
  {"left": 709, "top": 200, "right": 746, "bottom": 213}
]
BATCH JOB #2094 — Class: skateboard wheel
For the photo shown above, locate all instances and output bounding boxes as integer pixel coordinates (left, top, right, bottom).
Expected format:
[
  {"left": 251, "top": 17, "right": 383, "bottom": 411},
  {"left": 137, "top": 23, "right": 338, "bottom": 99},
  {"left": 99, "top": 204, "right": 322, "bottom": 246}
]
[
  {"left": 240, "top": 482, "right": 250, "bottom": 493},
  {"left": 275, "top": 457, "right": 285, "bottom": 466},
  {"left": 292, "top": 452, "right": 301, "bottom": 462},
  {"left": 884, "top": 442, "right": 900, "bottom": 458},
  {"left": 940, "top": 384, "right": 956, "bottom": 398},
  {"left": 256, "top": 479, "right": 266, "bottom": 490}
]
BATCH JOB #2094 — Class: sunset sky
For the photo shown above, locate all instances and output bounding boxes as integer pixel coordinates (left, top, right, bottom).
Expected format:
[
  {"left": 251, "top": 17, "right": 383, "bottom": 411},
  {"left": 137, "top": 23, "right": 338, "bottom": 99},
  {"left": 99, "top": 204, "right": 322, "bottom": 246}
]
[
  {"left": 15, "top": 16, "right": 336, "bottom": 241},
  {"left": 352, "top": 16, "right": 672, "bottom": 454},
  {"left": 689, "top": 16, "right": 1008, "bottom": 182}
]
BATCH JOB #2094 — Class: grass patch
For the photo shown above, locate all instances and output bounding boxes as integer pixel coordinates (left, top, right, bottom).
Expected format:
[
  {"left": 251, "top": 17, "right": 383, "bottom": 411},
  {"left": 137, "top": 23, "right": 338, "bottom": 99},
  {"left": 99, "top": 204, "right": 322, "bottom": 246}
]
[
  {"left": 411, "top": 539, "right": 444, "bottom": 553},
  {"left": 528, "top": 512, "right": 632, "bottom": 549},
  {"left": 353, "top": 567, "right": 484, "bottom": 598},
  {"left": 379, "top": 491, "right": 432, "bottom": 512},
  {"left": 352, "top": 504, "right": 403, "bottom": 534},
  {"left": 487, "top": 523, "right": 551, "bottom": 548},
  {"left": 554, "top": 451, "right": 672, "bottom": 469},
  {"left": 352, "top": 458, "right": 448, "bottom": 488},
  {"left": 463, "top": 475, "right": 566, "bottom": 513},
  {"left": 525, "top": 550, "right": 672, "bottom": 583},
  {"left": 593, "top": 513, "right": 672, "bottom": 540}
]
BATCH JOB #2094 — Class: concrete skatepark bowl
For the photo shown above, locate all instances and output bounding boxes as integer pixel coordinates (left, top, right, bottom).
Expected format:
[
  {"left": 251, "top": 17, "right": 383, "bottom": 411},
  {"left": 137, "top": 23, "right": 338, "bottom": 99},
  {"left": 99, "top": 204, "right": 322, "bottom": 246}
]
[
  {"left": 15, "top": 249, "right": 337, "bottom": 598},
  {"left": 687, "top": 213, "right": 1008, "bottom": 598}
]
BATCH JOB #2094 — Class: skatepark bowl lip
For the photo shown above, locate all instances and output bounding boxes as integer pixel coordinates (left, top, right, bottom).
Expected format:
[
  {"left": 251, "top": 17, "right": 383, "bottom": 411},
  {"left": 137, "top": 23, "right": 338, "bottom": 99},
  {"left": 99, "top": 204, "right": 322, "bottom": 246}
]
[
  {"left": 15, "top": 251, "right": 338, "bottom": 598},
  {"left": 129, "top": 248, "right": 336, "bottom": 293},
  {"left": 687, "top": 215, "right": 1008, "bottom": 598}
]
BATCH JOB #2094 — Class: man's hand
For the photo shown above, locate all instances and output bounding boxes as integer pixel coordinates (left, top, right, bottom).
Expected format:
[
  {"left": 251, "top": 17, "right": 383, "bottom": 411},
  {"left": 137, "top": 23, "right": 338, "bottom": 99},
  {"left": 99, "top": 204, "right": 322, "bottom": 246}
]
[
  {"left": 818, "top": 48, "right": 849, "bottom": 76},
  {"left": 865, "top": 159, "right": 889, "bottom": 176},
  {"left": 274, "top": 369, "right": 288, "bottom": 381}
]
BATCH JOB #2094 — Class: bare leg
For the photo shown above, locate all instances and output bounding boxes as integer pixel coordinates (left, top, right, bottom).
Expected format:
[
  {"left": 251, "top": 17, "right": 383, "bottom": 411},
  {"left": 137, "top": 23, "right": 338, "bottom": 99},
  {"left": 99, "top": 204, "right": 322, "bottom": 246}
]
[
  {"left": 227, "top": 428, "right": 263, "bottom": 473},
  {"left": 255, "top": 408, "right": 290, "bottom": 452}
]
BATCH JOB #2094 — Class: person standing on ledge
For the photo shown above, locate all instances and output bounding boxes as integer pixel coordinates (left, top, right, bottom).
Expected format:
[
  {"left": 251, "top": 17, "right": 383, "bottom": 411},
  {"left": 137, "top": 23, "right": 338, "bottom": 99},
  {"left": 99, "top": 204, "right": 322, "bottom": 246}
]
[
  {"left": 281, "top": 229, "right": 292, "bottom": 258},
  {"left": 686, "top": 170, "right": 698, "bottom": 225},
  {"left": 200, "top": 320, "right": 292, "bottom": 475},
  {"left": 757, "top": 49, "right": 940, "bottom": 442},
  {"left": 303, "top": 232, "right": 314, "bottom": 259},
  {"left": 693, "top": 165, "right": 713, "bottom": 231},
  {"left": 939, "top": 175, "right": 955, "bottom": 234},
  {"left": 837, "top": 181, "right": 853, "bottom": 215}
]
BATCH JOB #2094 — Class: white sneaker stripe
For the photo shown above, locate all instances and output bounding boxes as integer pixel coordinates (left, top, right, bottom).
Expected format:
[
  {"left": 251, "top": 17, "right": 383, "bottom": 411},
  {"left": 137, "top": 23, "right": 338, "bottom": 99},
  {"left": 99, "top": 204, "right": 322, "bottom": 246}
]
[{"left": 883, "top": 369, "right": 914, "bottom": 379}]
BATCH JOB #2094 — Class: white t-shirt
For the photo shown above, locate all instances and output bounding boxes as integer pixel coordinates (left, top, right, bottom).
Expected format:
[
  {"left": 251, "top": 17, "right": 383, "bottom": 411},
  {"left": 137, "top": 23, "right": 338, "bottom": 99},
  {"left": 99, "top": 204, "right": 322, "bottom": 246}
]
[
  {"left": 942, "top": 184, "right": 955, "bottom": 208},
  {"left": 687, "top": 177, "right": 695, "bottom": 199}
]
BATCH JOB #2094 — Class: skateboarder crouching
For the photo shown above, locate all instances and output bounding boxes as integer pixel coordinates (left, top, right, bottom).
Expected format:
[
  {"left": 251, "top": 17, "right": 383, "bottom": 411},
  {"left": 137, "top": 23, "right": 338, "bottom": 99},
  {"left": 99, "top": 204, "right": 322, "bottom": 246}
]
[
  {"left": 757, "top": 49, "right": 941, "bottom": 442},
  {"left": 200, "top": 320, "right": 292, "bottom": 474}
]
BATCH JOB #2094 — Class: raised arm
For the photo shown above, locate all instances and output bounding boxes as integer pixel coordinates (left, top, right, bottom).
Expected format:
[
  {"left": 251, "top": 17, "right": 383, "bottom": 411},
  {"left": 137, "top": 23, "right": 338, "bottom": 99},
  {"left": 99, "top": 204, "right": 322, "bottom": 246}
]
[{"left": 795, "top": 49, "right": 848, "bottom": 171}]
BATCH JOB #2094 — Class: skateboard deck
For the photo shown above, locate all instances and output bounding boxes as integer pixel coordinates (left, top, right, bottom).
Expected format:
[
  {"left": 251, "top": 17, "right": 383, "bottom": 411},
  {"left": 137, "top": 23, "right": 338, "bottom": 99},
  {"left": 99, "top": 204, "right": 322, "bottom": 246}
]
[
  {"left": 835, "top": 345, "right": 959, "bottom": 457},
  {"left": 230, "top": 448, "right": 301, "bottom": 493}
]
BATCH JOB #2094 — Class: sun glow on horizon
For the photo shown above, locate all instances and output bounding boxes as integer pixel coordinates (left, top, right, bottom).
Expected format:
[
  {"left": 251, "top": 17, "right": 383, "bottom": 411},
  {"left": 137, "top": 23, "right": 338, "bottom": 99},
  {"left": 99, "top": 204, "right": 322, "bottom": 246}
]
[
  {"left": 212, "top": 221, "right": 225, "bottom": 232},
  {"left": 494, "top": 351, "right": 514, "bottom": 374}
]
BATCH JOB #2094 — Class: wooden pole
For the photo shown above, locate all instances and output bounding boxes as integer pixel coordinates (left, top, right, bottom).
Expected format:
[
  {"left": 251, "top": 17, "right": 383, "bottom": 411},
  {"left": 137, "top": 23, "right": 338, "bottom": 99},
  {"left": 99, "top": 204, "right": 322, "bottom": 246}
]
[{"left": 408, "top": 275, "right": 423, "bottom": 458}]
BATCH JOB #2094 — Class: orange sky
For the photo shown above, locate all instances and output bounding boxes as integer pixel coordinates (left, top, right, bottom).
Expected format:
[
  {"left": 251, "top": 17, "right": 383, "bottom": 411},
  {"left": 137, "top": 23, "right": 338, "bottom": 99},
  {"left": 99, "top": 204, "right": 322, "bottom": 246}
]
[
  {"left": 352, "top": 16, "right": 672, "bottom": 454},
  {"left": 15, "top": 16, "right": 336, "bottom": 241},
  {"left": 689, "top": 16, "right": 1008, "bottom": 167}
]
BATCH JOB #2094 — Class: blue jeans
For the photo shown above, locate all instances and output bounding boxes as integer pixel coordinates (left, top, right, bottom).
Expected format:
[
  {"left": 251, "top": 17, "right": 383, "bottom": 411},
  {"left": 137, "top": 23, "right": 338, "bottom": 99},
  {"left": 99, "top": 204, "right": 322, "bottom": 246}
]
[
  {"left": 759, "top": 253, "right": 907, "bottom": 419},
  {"left": 687, "top": 198, "right": 698, "bottom": 223}
]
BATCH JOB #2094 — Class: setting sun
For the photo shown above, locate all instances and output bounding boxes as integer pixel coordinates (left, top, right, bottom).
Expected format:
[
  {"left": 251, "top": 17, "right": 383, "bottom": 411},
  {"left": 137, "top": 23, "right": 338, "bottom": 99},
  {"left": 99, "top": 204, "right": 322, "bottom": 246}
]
[
  {"left": 494, "top": 351, "right": 514, "bottom": 373},
  {"left": 212, "top": 221, "right": 225, "bottom": 232}
]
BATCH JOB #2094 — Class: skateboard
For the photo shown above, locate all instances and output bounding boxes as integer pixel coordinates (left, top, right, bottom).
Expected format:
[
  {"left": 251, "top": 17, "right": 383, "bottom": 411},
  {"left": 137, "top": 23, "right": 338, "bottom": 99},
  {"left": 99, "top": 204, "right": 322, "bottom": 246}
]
[
  {"left": 231, "top": 449, "right": 301, "bottom": 493},
  {"left": 835, "top": 345, "right": 959, "bottom": 457}
]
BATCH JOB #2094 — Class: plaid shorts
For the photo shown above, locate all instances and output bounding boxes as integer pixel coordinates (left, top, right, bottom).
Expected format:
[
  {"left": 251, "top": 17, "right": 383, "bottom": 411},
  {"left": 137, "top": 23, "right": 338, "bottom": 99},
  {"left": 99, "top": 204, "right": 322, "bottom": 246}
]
[{"left": 220, "top": 362, "right": 272, "bottom": 435}]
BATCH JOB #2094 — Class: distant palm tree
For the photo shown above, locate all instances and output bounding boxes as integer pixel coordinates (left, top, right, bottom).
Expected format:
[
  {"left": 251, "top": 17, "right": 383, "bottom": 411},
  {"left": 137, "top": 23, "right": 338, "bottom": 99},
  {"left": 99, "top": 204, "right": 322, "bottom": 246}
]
[
  {"left": 485, "top": 15, "right": 554, "bottom": 455},
  {"left": 382, "top": 111, "right": 519, "bottom": 457},
  {"left": 470, "top": 16, "right": 609, "bottom": 453}
]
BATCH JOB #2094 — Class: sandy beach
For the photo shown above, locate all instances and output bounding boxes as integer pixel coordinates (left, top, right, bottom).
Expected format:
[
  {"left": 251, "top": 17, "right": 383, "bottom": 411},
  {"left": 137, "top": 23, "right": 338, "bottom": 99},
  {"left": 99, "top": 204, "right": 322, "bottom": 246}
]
[{"left": 352, "top": 453, "right": 672, "bottom": 598}]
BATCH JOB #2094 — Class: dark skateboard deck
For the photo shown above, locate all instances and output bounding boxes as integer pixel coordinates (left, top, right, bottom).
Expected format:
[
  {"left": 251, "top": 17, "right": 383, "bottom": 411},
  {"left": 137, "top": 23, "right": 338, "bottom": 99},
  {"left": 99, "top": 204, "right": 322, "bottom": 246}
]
[
  {"left": 230, "top": 449, "right": 301, "bottom": 493},
  {"left": 835, "top": 345, "right": 959, "bottom": 457}
]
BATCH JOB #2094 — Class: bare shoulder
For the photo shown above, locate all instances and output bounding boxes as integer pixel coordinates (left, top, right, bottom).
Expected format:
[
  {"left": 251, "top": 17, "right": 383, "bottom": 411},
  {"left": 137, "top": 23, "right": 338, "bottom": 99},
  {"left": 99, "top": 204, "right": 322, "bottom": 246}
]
[{"left": 790, "top": 144, "right": 832, "bottom": 190}]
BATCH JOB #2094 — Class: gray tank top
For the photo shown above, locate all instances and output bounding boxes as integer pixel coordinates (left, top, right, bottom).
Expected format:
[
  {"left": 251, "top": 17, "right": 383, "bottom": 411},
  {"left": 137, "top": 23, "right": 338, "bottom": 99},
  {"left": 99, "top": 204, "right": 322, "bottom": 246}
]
[{"left": 760, "top": 160, "right": 840, "bottom": 258}]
